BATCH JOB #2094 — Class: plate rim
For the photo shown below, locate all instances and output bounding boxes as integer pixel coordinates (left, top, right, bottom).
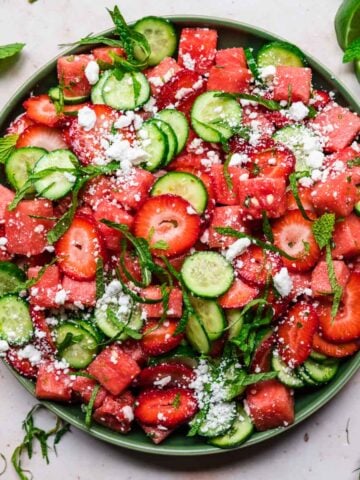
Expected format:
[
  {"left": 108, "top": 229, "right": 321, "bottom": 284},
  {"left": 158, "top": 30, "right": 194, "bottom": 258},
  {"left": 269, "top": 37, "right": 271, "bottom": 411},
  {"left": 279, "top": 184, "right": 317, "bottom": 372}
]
[{"left": 1, "top": 14, "right": 360, "bottom": 456}]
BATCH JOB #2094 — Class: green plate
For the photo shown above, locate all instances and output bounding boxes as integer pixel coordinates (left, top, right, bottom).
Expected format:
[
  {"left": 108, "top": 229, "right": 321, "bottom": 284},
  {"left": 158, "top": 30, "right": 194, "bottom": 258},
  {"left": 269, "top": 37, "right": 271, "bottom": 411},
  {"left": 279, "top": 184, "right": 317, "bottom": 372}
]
[{"left": 1, "top": 16, "right": 360, "bottom": 456}]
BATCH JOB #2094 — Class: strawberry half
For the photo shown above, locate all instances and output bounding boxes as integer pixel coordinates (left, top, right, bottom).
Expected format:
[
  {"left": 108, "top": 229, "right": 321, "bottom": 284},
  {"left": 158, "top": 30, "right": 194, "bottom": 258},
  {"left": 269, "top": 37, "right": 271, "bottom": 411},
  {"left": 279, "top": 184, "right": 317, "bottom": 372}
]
[
  {"left": 277, "top": 302, "right": 319, "bottom": 367},
  {"left": 134, "top": 388, "right": 198, "bottom": 429},
  {"left": 318, "top": 272, "right": 360, "bottom": 342},
  {"left": 6, "top": 113, "right": 34, "bottom": 135},
  {"left": 134, "top": 362, "right": 195, "bottom": 389},
  {"left": 55, "top": 213, "right": 106, "bottom": 281},
  {"left": 141, "top": 319, "right": 184, "bottom": 356},
  {"left": 23, "top": 94, "right": 61, "bottom": 127},
  {"left": 16, "top": 124, "right": 68, "bottom": 150},
  {"left": 250, "top": 332, "right": 275, "bottom": 373},
  {"left": 134, "top": 195, "right": 200, "bottom": 257},
  {"left": 272, "top": 209, "right": 321, "bottom": 272},
  {"left": 237, "top": 245, "right": 283, "bottom": 287},
  {"left": 312, "top": 332, "right": 359, "bottom": 358}
]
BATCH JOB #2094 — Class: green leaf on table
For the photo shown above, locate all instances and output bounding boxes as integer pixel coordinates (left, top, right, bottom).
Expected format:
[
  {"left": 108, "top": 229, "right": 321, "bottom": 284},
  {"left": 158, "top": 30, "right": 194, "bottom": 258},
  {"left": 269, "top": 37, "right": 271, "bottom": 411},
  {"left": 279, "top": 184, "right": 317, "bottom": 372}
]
[
  {"left": 343, "top": 38, "right": 360, "bottom": 63},
  {"left": 0, "top": 43, "right": 25, "bottom": 61}
]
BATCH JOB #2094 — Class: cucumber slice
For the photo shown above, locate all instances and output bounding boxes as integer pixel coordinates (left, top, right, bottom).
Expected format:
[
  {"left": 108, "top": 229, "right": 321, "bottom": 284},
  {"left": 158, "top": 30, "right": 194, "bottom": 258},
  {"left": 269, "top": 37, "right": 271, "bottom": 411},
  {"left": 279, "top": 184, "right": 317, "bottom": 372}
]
[
  {"left": 151, "top": 171, "right": 208, "bottom": 214},
  {"left": 185, "top": 313, "right": 211, "bottom": 354},
  {"left": 0, "top": 295, "right": 33, "bottom": 346},
  {"left": 33, "top": 149, "right": 79, "bottom": 200},
  {"left": 226, "top": 309, "right": 243, "bottom": 340},
  {"left": 102, "top": 71, "right": 150, "bottom": 110},
  {"left": 148, "top": 119, "right": 177, "bottom": 164},
  {"left": 0, "top": 262, "right": 26, "bottom": 297},
  {"left": 309, "top": 350, "right": 328, "bottom": 363},
  {"left": 133, "top": 16, "right": 177, "bottom": 66},
  {"left": 222, "top": 363, "right": 247, "bottom": 401},
  {"left": 70, "top": 319, "right": 104, "bottom": 344},
  {"left": 137, "top": 120, "right": 168, "bottom": 171},
  {"left": 191, "top": 91, "right": 242, "bottom": 143},
  {"left": 189, "top": 296, "right": 225, "bottom": 341},
  {"left": 208, "top": 406, "right": 254, "bottom": 448},
  {"left": 54, "top": 323, "right": 98, "bottom": 369},
  {"left": 49, "top": 86, "right": 89, "bottom": 105},
  {"left": 198, "top": 401, "right": 237, "bottom": 437},
  {"left": 273, "top": 125, "right": 323, "bottom": 171},
  {"left": 6, "top": 147, "right": 47, "bottom": 194},
  {"left": 156, "top": 109, "right": 189, "bottom": 154},
  {"left": 95, "top": 304, "right": 143, "bottom": 340},
  {"left": 272, "top": 353, "right": 305, "bottom": 389},
  {"left": 303, "top": 358, "right": 339, "bottom": 384},
  {"left": 91, "top": 70, "right": 112, "bottom": 105},
  {"left": 181, "top": 252, "right": 234, "bottom": 298},
  {"left": 257, "top": 41, "right": 307, "bottom": 68},
  {"left": 296, "top": 365, "right": 320, "bottom": 387}
]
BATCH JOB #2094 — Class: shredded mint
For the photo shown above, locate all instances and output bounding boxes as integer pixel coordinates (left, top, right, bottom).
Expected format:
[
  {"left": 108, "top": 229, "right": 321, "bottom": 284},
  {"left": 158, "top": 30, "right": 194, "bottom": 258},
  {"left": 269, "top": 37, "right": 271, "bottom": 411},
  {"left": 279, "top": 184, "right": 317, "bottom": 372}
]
[
  {"left": 347, "top": 157, "right": 360, "bottom": 168},
  {"left": 343, "top": 38, "right": 360, "bottom": 63},
  {"left": 261, "top": 210, "right": 274, "bottom": 242},
  {"left": 325, "top": 243, "right": 343, "bottom": 319},
  {"left": 215, "top": 92, "right": 281, "bottom": 111},
  {"left": 312, "top": 213, "right": 336, "bottom": 249},
  {"left": 85, "top": 384, "right": 101, "bottom": 428},
  {"left": 0, "top": 134, "right": 18, "bottom": 164},
  {"left": 244, "top": 47, "right": 262, "bottom": 83},
  {"left": 151, "top": 239, "right": 169, "bottom": 250},
  {"left": 288, "top": 172, "right": 312, "bottom": 221},
  {"left": 95, "top": 258, "right": 105, "bottom": 300}
]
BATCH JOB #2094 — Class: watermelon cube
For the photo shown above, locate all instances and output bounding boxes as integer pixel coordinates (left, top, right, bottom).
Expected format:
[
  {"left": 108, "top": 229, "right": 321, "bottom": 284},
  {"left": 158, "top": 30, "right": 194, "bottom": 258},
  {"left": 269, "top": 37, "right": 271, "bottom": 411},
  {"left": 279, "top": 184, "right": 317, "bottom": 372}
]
[
  {"left": 178, "top": 28, "right": 217, "bottom": 74},
  {"left": 207, "top": 206, "right": 247, "bottom": 248},
  {"left": 246, "top": 379, "right": 295, "bottom": 431},
  {"left": 326, "top": 145, "right": 360, "bottom": 184},
  {"left": 112, "top": 167, "right": 155, "bottom": 211},
  {"left": 273, "top": 66, "right": 312, "bottom": 104},
  {"left": 57, "top": 54, "right": 93, "bottom": 100},
  {"left": 140, "top": 424, "right": 173, "bottom": 444},
  {"left": 0, "top": 225, "right": 11, "bottom": 261},
  {"left": 145, "top": 57, "right": 181, "bottom": 95},
  {"left": 93, "top": 199, "right": 134, "bottom": 251},
  {"left": 310, "top": 105, "right": 360, "bottom": 152},
  {"left": 332, "top": 214, "right": 360, "bottom": 259},
  {"left": 62, "top": 275, "right": 96, "bottom": 307},
  {"left": 215, "top": 48, "right": 247, "bottom": 68},
  {"left": 5, "top": 199, "right": 54, "bottom": 255},
  {"left": 141, "top": 286, "right": 183, "bottom": 318},
  {"left": 28, "top": 264, "right": 61, "bottom": 308},
  {"left": 35, "top": 361, "right": 73, "bottom": 402},
  {"left": 88, "top": 345, "right": 141, "bottom": 396},
  {"left": 219, "top": 277, "right": 259, "bottom": 309},
  {"left": 72, "top": 375, "right": 107, "bottom": 408},
  {"left": 210, "top": 164, "right": 247, "bottom": 205},
  {"left": 92, "top": 47, "right": 125, "bottom": 65},
  {"left": 93, "top": 391, "right": 135, "bottom": 433},
  {"left": 311, "top": 172, "right": 357, "bottom": 217},
  {"left": 0, "top": 185, "right": 14, "bottom": 223},
  {"left": 311, "top": 260, "right": 350, "bottom": 296},
  {"left": 237, "top": 177, "right": 287, "bottom": 219},
  {"left": 207, "top": 65, "right": 251, "bottom": 93}
]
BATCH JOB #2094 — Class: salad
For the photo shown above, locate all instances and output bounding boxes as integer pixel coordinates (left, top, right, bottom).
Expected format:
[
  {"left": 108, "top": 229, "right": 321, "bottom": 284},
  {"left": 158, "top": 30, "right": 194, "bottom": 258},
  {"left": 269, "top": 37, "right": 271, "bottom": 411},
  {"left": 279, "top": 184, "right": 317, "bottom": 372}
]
[{"left": 0, "top": 6, "right": 360, "bottom": 449}]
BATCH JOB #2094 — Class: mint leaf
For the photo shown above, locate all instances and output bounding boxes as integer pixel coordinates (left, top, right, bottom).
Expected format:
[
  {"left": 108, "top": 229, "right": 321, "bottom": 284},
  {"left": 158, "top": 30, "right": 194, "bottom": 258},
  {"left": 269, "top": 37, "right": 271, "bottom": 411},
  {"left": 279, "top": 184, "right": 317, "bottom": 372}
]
[
  {"left": 347, "top": 157, "right": 360, "bottom": 168},
  {"left": 0, "top": 134, "right": 18, "bottom": 164},
  {"left": 0, "top": 43, "right": 25, "bottom": 61},
  {"left": 151, "top": 239, "right": 169, "bottom": 250},
  {"left": 325, "top": 243, "right": 343, "bottom": 318},
  {"left": 343, "top": 38, "right": 360, "bottom": 63},
  {"left": 312, "top": 213, "right": 336, "bottom": 249}
]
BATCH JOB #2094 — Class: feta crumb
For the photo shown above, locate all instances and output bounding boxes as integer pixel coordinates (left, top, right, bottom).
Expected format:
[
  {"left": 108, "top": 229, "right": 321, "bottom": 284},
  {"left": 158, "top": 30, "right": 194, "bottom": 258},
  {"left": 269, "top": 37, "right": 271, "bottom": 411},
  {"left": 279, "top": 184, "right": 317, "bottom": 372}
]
[
  {"left": 18, "top": 344, "right": 42, "bottom": 365},
  {"left": 0, "top": 237, "right": 8, "bottom": 246},
  {"left": 229, "top": 152, "right": 250, "bottom": 166},
  {"left": 223, "top": 238, "right": 251, "bottom": 262},
  {"left": 54, "top": 289, "right": 68, "bottom": 305},
  {"left": 122, "top": 405, "right": 134, "bottom": 422},
  {"left": 273, "top": 267, "right": 293, "bottom": 297},
  {"left": 153, "top": 375, "right": 172, "bottom": 387},
  {"left": 287, "top": 102, "right": 309, "bottom": 122},
  {"left": 306, "top": 150, "right": 325, "bottom": 170},
  {"left": 259, "top": 65, "right": 276, "bottom": 80},
  {"left": 84, "top": 60, "right": 100, "bottom": 85},
  {"left": 78, "top": 106, "right": 97, "bottom": 131}
]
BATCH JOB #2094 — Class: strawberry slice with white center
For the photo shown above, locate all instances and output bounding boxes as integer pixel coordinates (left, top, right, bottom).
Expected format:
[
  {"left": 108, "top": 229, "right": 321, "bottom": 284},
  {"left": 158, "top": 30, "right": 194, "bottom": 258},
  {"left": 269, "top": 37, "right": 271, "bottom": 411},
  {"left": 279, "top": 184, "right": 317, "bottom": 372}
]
[
  {"left": 277, "top": 302, "right": 319, "bottom": 367},
  {"left": 55, "top": 213, "right": 106, "bottom": 281},
  {"left": 23, "top": 94, "right": 61, "bottom": 127},
  {"left": 134, "top": 195, "right": 200, "bottom": 257},
  {"left": 16, "top": 125, "right": 68, "bottom": 150},
  {"left": 272, "top": 210, "right": 320, "bottom": 272}
]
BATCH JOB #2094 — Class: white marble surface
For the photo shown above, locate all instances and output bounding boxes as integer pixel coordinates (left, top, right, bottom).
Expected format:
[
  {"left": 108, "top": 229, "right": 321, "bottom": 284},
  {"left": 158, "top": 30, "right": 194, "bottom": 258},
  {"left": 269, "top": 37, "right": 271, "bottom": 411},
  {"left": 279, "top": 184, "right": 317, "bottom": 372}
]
[{"left": 0, "top": 0, "right": 360, "bottom": 479}]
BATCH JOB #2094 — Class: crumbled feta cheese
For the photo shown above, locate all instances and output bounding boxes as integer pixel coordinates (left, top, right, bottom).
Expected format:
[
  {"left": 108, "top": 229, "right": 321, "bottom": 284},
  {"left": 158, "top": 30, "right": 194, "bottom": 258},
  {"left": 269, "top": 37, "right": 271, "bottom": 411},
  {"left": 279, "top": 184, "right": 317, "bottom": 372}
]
[
  {"left": 229, "top": 152, "right": 250, "bottom": 166},
  {"left": 18, "top": 345, "right": 42, "bottom": 365},
  {"left": 153, "top": 375, "right": 172, "bottom": 387},
  {"left": 175, "top": 87, "right": 193, "bottom": 100},
  {"left": 181, "top": 53, "right": 195, "bottom": 70},
  {"left": 273, "top": 267, "right": 293, "bottom": 297},
  {"left": 0, "top": 237, "right": 8, "bottom": 246},
  {"left": 78, "top": 106, "right": 97, "bottom": 131},
  {"left": 287, "top": 102, "right": 309, "bottom": 122},
  {"left": 259, "top": 65, "right": 276, "bottom": 80},
  {"left": 84, "top": 60, "right": 100, "bottom": 85},
  {"left": 105, "top": 138, "right": 148, "bottom": 170},
  {"left": 306, "top": 150, "right": 325, "bottom": 170},
  {"left": 223, "top": 238, "right": 251, "bottom": 262},
  {"left": 0, "top": 339, "right": 9, "bottom": 354},
  {"left": 54, "top": 289, "right": 68, "bottom": 305},
  {"left": 122, "top": 405, "right": 134, "bottom": 422}
]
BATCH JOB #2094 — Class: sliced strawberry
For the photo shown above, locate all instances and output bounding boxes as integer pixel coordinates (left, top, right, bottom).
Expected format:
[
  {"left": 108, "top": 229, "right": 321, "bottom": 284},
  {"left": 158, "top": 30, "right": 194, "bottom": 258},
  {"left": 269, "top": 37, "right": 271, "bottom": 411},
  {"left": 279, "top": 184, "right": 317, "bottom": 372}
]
[
  {"left": 134, "top": 388, "right": 198, "bottom": 428},
  {"left": 310, "top": 89, "right": 331, "bottom": 110},
  {"left": 134, "top": 362, "right": 195, "bottom": 389},
  {"left": 72, "top": 375, "right": 107, "bottom": 408},
  {"left": 250, "top": 331, "right": 275, "bottom": 373},
  {"left": 93, "top": 392, "right": 135, "bottom": 434},
  {"left": 266, "top": 289, "right": 290, "bottom": 319},
  {"left": 16, "top": 125, "right": 68, "bottom": 150},
  {"left": 277, "top": 302, "right": 319, "bottom": 367},
  {"left": 62, "top": 275, "right": 96, "bottom": 307},
  {"left": 88, "top": 345, "right": 141, "bottom": 396},
  {"left": 264, "top": 110, "right": 293, "bottom": 129},
  {"left": 218, "top": 277, "right": 259, "bottom": 309},
  {"left": 141, "top": 319, "right": 183, "bottom": 356},
  {"left": 55, "top": 213, "right": 106, "bottom": 281},
  {"left": 207, "top": 206, "right": 247, "bottom": 249},
  {"left": 117, "top": 251, "right": 143, "bottom": 285},
  {"left": 66, "top": 104, "right": 121, "bottom": 165},
  {"left": 178, "top": 28, "right": 217, "bottom": 74},
  {"left": 93, "top": 199, "right": 134, "bottom": 252},
  {"left": 156, "top": 69, "right": 206, "bottom": 112},
  {"left": 312, "top": 332, "right": 359, "bottom": 358},
  {"left": 318, "top": 272, "right": 360, "bottom": 342},
  {"left": 140, "top": 424, "right": 174, "bottom": 444},
  {"left": 246, "top": 379, "right": 294, "bottom": 431},
  {"left": 288, "top": 271, "right": 312, "bottom": 299},
  {"left": 6, "top": 347, "right": 38, "bottom": 379},
  {"left": 6, "top": 113, "right": 34, "bottom": 135},
  {"left": 111, "top": 167, "right": 155, "bottom": 211},
  {"left": 5, "top": 199, "right": 55, "bottom": 256},
  {"left": 311, "top": 260, "right": 350, "bottom": 296},
  {"left": 272, "top": 210, "right": 320, "bottom": 272},
  {"left": 30, "top": 307, "right": 56, "bottom": 354},
  {"left": 35, "top": 361, "right": 73, "bottom": 402},
  {"left": 247, "top": 143, "right": 296, "bottom": 180},
  {"left": 141, "top": 286, "right": 183, "bottom": 318},
  {"left": 27, "top": 264, "right": 61, "bottom": 309},
  {"left": 238, "top": 177, "right": 287, "bottom": 220},
  {"left": 134, "top": 195, "right": 200, "bottom": 257},
  {"left": 237, "top": 245, "right": 283, "bottom": 287},
  {"left": 23, "top": 94, "right": 60, "bottom": 127}
]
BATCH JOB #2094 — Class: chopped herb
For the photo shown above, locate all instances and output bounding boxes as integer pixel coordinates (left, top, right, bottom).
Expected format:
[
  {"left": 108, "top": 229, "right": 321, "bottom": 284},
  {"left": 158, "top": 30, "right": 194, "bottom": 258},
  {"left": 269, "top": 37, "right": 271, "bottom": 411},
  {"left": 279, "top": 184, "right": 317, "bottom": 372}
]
[
  {"left": 307, "top": 105, "right": 317, "bottom": 119},
  {"left": 223, "top": 154, "right": 234, "bottom": 191},
  {"left": 57, "top": 332, "right": 83, "bottom": 357},
  {"left": 347, "top": 157, "right": 360, "bottom": 168},
  {"left": 325, "top": 243, "right": 343, "bottom": 319},
  {"left": 85, "top": 384, "right": 101, "bottom": 428},
  {"left": 244, "top": 47, "right": 262, "bottom": 83},
  {"left": 95, "top": 258, "right": 105, "bottom": 300},
  {"left": 261, "top": 210, "right": 274, "bottom": 242},
  {"left": 0, "top": 43, "right": 25, "bottom": 61},
  {"left": 172, "top": 393, "right": 181, "bottom": 409},
  {"left": 312, "top": 213, "right": 336, "bottom": 249},
  {"left": 288, "top": 172, "right": 312, "bottom": 221},
  {"left": 0, "top": 134, "right": 19, "bottom": 164},
  {"left": 151, "top": 239, "right": 169, "bottom": 250},
  {"left": 215, "top": 92, "right": 281, "bottom": 111}
]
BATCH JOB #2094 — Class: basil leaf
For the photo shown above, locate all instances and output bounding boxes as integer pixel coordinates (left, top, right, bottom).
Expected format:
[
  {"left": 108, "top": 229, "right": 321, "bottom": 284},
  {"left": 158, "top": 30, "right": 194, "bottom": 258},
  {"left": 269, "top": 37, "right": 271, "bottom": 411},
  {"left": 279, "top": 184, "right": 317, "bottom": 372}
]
[{"left": 0, "top": 43, "right": 25, "bottom": 61}]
